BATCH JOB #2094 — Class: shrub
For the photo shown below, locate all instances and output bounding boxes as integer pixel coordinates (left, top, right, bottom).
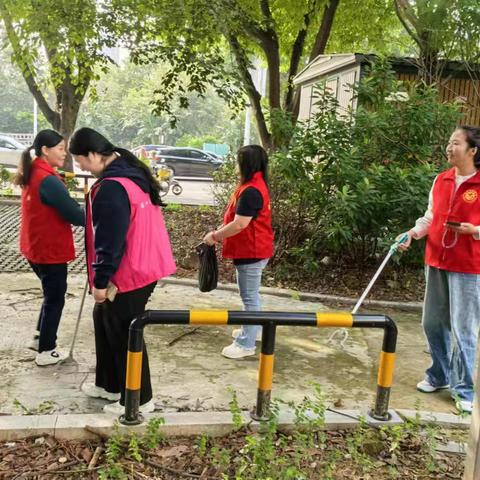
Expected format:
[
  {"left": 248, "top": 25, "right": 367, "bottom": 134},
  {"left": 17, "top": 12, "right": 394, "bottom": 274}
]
[{"left": 213, "top": 60, "right": 461, "bottom": 271}]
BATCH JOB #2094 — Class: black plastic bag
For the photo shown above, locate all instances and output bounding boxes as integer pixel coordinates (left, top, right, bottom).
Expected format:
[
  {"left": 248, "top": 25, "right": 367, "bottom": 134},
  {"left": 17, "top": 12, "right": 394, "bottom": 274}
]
[{"left": 196, "top": 242, "right": 218, "bottom": 292}]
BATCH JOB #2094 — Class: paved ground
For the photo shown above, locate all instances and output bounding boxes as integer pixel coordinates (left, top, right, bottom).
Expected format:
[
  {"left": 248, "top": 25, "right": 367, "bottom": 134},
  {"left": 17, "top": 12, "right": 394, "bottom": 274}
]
[{"left": 0, "top": 272, "right": 457, "bottom": 417}]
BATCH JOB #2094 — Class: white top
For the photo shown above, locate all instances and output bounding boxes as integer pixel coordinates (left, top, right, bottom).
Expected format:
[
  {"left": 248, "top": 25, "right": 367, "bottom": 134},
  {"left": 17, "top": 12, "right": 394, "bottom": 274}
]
[{"left": 411, "top": 171, "right": 480, "bottom": 240}]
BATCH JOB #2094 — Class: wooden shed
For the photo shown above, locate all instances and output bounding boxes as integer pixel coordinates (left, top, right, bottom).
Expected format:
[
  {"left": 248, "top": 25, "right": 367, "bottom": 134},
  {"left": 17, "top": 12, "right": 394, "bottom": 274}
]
[{"left": 293, "top": 53, "right": 480, "bottom": 126}]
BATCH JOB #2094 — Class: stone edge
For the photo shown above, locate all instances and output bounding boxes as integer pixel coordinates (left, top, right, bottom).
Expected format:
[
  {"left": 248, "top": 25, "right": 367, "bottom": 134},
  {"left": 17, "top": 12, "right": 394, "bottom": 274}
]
[{"left": 0, "top": 408, "right": 468, "bottom": 442}]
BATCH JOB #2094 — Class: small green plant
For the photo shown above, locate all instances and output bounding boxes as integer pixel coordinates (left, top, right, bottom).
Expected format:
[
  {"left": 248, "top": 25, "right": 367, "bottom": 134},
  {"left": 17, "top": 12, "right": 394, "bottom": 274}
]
[
  {"left": 127, "top": 432, "right": 142, "bottom": 462},
  {"left": 142, "top": 416, "right": 166, "bottom": 449},
  {"left": 164, "top": 203, "right": 183, "bottom": 212},
  {"left": 290, "top": 290, "right": 300, "bottom": 301},
  {"left": 227, "top": 387, "right": 244, "bottom": 431},
  {"left": 99, "top": 423, "right": 127, "bottom": 480},
  {"left": 196, "top": 433, "right": 209, "bottom": 457},
  {"left": 209, "top": 445, "right": 231, "bottom": 474},
  {"left": 199, "top": 204, "right": 214, "bottom": 214},
  {"left": 13, "top": 398, "right": 55, "bottom": 415}
]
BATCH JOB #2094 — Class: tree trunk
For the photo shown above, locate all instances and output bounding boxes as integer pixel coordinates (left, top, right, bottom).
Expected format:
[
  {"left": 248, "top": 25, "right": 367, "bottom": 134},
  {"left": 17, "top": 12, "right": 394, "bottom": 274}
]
[
  {"left": 309, "top": 0, "right": 340, "bottom": 62},
  {"left": 288, "top": 0, "right": 341, "bottom": 122},
  {"left": 229, "top": 35, "right": 273, "bottom": 150},
  {"left": 57, "top": 81, "right": 82, "bottom": 171}
]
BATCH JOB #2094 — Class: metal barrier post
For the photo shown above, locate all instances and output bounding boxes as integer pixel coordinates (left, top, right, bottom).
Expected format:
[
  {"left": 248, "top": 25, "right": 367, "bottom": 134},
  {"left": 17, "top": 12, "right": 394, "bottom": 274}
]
[
  {"left": 118, "top": 310, "right": 398, "bottom": 425},
  {"left": 370, "top": 317, "right": 397, "bottom": 420},
  {"left": 120, "top": 321, "right": 145, "bottom": 425},
  {"left": 251, "top": 322, "right": 276, "bottom": 420}
]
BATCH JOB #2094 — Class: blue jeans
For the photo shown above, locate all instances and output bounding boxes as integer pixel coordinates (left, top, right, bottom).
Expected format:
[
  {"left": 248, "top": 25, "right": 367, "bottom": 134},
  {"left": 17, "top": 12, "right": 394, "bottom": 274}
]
[
  {"left": 234, "top": 259, "right": 268, "bottom": 350},
  {"left": 29, "top": 262, "right": 68, "bottom": 352},
  {"left": 422, "top": 266, "right": 480, "bottom": 402}
]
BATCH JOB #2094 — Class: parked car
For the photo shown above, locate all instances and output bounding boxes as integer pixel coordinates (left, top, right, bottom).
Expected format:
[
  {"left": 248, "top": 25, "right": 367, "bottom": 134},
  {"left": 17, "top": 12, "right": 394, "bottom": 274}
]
[
  {"left": 0, "top": 135, "right": 24, "bottom": 168},
  {"left": 132, "top": 144, "right": 165, "bottom": 158},
  {"left": 155, "top": 147, "right": 224, "bottom": 177}
]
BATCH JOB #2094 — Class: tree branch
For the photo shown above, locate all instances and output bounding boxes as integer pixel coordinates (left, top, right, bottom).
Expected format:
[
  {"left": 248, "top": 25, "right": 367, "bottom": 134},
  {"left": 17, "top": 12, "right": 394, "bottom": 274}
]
[
  {"left": 309, "top": 0, "right": 340, "bottom": 62},
  {"left": 0, "top": 4, "right": 59, "bottom": 128},
  {"left": 284, "top": 0, "right": 318, "bottom": 111},
  {"left": 394, "top": 0, "right": 422, "bottom": 48}
]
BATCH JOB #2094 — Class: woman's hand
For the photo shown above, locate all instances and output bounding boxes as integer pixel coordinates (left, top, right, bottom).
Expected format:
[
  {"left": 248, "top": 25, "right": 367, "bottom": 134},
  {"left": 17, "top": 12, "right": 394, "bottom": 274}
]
[
  {"left": 93, "top": 287, "right": 107, "bottom": 303},
  {"left": 446, "top": 222, "right": 477, "bottom": 235},
  {"left": 203, "top": 231, "right": 217, "bottom": 246},
  {"left": 397, "top": 231, "right": 414, "bottom": 251}
]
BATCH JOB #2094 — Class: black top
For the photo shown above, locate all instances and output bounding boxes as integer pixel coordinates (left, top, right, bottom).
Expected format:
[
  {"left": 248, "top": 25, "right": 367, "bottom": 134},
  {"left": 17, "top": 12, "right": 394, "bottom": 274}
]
[
  {"left": 39, "top": 176, "right": 85, "bottom": 226},
  {"left": 233, "top": 187, "right": 265, "bottom": 266}
]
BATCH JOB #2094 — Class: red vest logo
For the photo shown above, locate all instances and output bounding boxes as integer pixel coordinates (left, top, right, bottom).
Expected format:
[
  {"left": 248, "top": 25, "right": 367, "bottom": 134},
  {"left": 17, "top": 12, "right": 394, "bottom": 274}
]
[{"left": 463, "top": 189, "right": 478, "bottom": 203}]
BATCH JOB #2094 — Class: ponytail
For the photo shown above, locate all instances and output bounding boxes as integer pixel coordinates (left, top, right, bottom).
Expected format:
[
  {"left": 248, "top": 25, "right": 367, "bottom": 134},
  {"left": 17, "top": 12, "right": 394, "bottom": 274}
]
[
  {"left": 14, "top": 146, "right": 34, "bottom": 186},
  {"left": 114, "top": 147, "right": 163, "bottom": 206}
]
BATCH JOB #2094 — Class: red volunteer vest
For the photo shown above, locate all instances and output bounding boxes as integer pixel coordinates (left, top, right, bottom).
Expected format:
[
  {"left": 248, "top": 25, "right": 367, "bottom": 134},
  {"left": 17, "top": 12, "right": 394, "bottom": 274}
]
[
  {"left": 19, "top": 158, "right": 75, "bottom": 264},
  {"left": 222, "top": 172, "right": 274, "bottom": 259},
  {"left": 425, "top": 168, "right": 480, "bottom": 274}
]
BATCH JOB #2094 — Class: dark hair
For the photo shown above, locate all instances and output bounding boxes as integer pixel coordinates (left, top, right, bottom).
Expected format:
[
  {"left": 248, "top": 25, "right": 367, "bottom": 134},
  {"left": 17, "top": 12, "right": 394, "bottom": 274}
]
[
  {"left": 15, "top": 129, "right": 64, "bottom": 186},
  {"left": 69, "top": 127, "right": 163, "bottom": 205},
  {"left": 457, "top": 125, "right": 480, "bottom": 168},
  {"left": 237, "top": 145, "right": 269, "bottom": 185}
]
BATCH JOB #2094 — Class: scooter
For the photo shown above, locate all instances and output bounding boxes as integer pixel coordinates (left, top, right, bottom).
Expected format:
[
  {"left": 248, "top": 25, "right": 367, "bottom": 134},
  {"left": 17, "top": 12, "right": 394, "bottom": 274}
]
[{"left": 155, "top": 164, "right": 183, "bottom": 197}]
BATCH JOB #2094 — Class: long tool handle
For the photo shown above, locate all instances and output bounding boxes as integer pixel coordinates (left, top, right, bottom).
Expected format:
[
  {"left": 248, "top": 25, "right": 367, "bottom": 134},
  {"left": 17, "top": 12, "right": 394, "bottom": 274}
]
[
  {"left": 351, "top": 233, "right": 409, "bottom": 314},
  {"left": 68, "top": 277, "right": 89, "bottom": 357}
]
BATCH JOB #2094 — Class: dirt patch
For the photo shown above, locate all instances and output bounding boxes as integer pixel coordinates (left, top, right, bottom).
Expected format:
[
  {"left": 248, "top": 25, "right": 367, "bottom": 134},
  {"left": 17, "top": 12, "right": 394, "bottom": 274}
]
[
  {"left": 0, "top": 424, "right": 465, "bottom": 479},
  {"left": 165, "top": 206, "right": 425, "bottom": 303}
]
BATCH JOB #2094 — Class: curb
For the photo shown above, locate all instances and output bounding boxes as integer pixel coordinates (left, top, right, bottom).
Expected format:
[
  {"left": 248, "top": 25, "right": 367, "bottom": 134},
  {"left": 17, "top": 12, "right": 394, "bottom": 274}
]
[
  {"left": 0, "top": 408, "right": 468, "bottom": 442},
  {"left": 161, "top": 277, "right": 423, "bottom": 312}
]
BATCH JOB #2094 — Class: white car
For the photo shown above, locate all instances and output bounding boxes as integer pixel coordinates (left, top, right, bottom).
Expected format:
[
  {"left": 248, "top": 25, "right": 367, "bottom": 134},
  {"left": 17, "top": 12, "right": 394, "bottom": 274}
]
[{"left": 0, "top": 135, "right": 25, "bottom": 168}]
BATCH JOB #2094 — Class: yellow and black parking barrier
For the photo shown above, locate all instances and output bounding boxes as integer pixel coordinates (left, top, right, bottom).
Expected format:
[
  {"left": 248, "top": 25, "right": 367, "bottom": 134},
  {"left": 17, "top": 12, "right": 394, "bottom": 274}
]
[{"left": 119, "top": 310, "right": 397, "bottom": 425}]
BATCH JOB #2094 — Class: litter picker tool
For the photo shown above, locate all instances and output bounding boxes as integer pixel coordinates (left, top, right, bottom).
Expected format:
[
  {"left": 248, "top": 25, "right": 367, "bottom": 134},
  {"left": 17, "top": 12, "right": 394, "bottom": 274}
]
[
  {"left": 328, "top": 233, "right": 410, "bottom": 347},
  {"left": 60, "top": 177, "right": 90, "bottom": 364},
  {"left": 61, "top": 277, "right": 88, "bottom": 364}
]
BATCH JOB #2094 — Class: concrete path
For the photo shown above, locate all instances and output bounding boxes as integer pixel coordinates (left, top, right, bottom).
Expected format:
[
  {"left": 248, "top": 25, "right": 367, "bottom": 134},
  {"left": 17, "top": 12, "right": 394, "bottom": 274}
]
[{"left": 0, "top": 273, "right": 456, "bottom": 417}]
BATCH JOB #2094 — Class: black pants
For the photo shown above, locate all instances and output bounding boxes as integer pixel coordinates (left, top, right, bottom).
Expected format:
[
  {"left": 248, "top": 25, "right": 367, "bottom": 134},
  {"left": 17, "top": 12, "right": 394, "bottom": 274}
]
[
  {"left": 93, "top": 281, "right": 156, "bottom": 405},
  {"left": 29, "top": 262, "right": 68, "bottom": 353}
]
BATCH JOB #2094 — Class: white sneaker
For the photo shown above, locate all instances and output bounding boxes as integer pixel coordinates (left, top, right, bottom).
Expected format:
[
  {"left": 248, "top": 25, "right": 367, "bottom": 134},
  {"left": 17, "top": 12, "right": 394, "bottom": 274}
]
[
  {"left": 232, "top": 328, "right": 262, "bottom": 342},
  {"left": 416, "top": 379, "right": 449, "bottom": 393},
  {"left": 456, "top": 399, "right": 473, "bottom": 414},
  {"left": 103, "top": 398, "right": 155, "bottom": 415},
  {"left": 27, "top": 335, "right": 40, "bottom": 351},
  {"left": 35, "top": 349, "right": 66, "bottom": 366},
  {"left": 221, "top": 342, "right": 256, "bottom": 359},
  {"left": 81, "top": 382, "right": 120, "bottom": 401}
]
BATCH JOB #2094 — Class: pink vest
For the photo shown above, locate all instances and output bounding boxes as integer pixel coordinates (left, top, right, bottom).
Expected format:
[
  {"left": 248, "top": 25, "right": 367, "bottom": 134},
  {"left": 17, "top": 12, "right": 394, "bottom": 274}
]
[{"left": 86, "top": 177, "right": 176, "bottom": 293}]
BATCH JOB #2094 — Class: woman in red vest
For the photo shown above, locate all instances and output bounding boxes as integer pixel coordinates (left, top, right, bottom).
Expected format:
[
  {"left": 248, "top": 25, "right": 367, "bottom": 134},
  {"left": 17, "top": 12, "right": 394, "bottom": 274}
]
[
  {"left": 16, "top": 129, "right": 84, "bottom": 366},
  {"left": 203, "top": 145, "right": 274, "bottom": 359},
  {"left": 399, "top": 126, "right": 480, "bottom": 414},
  {"left": 69, "top": 127, "right": 176, "bottom": 414}
]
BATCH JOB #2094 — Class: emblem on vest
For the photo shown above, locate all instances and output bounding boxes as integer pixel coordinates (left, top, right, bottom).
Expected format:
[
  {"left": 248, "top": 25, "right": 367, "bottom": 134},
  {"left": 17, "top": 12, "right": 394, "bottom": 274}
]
[{"left": 463, "top": 189, "right": 478, "bottom": 203}]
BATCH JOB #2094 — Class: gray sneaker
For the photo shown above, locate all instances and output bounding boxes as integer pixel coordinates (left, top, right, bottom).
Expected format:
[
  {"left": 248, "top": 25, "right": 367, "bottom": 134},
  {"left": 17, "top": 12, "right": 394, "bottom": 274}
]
[
  {"left": 35, "top": 349, "right": 66, "bottom": 366},
  {"left": 416, "top": 379, "right": 449, "bottom": 393}
]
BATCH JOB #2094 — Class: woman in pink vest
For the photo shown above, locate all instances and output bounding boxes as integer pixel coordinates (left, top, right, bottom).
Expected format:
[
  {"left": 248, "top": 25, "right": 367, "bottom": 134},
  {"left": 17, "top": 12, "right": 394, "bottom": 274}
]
[
  {"left": 16, "top": 129, "right": 84, "bottom": 366},
  {"left": 399, "top": 126, "right": 480, "bottom": 414},
  {"left": 69, "top": 128, "right": 176, "bottom": 414},
  {"left": 203, "top": 145, "right": 274, "bottom": 359}
]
